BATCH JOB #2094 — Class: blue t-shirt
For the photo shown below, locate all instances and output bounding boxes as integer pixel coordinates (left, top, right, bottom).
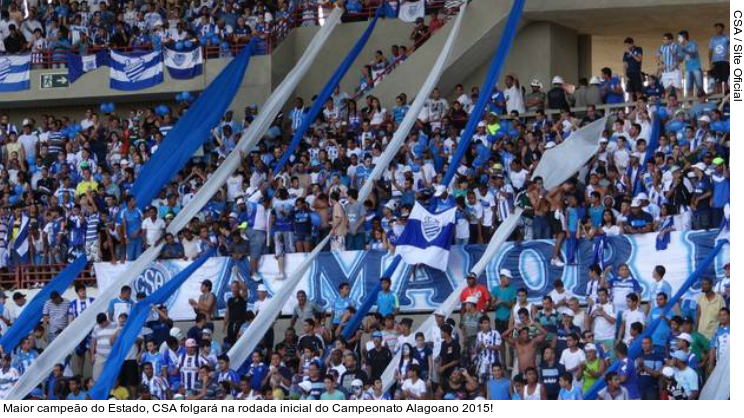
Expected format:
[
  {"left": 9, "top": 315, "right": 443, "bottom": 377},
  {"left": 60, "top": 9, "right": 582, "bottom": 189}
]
[
  {"left": 332, "top": 296, "right": 353, "bottom": 325},
  {"left": 602, "top": 76, "right": 625, "bottom": 104},
  {"left": 649, "top": 307, "right": 671, "bottom": 347},
  {"left": 637, "top": 352, "right": 664, "bottom": 393},
  {"left": 488, "top": 378, "right": 511, "bottom": 400},
  {"left": 680, "top": 40, "right": 701, "bottom": 71},
  {"left": 709, "top": 35, "right": 730, "bottom": 62},
  {"left": 377, "top": 291, "right": 399, "bottom": 317},
  {"left": 67, "top": 390, "right": 88, "bottom": 400},
  {"left": 588, "top": 204, "right": 604, "bottom": 228},
  {"left": 120, "top": 207, "right": 143, "bottom": 239},
  {"left": 558, "top": 385, "right": 583, "bottom": 400},
  {"left": 247, "top": 362, "right": 268, "bottom": 390},
  {"left": 617, "top": 357, "right": 640, "bottom": 399}
]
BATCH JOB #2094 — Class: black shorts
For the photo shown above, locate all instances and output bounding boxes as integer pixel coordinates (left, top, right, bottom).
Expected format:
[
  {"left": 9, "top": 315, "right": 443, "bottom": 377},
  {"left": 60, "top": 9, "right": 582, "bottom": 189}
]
[
  {"left": 626, "top": 72, "right": 644, "bottom": 93},
  {"left": 549, "top": 215, "right": 563, "bottom": 236},
  {"left": 711, "top": 61, "right": 730, "bottom": 83},
  {"left": 119, "top": 359, "right": 140, "bottom": 387}
]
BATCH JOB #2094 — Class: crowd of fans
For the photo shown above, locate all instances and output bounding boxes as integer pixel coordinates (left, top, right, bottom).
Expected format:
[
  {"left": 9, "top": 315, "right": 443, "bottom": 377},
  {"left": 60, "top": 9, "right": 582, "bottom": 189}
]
[{"left": 0, "top": 0, "right": 732, "bottom": 401}]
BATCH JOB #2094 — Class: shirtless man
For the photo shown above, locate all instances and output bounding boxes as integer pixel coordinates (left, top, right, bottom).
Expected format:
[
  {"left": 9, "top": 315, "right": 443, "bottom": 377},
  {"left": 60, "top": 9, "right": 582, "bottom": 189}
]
[
  {"left": 504, "top": 311, "right": 548, "bottom": 374},
  {"left": 528, "top": 177, "right": 552, "bottom": 240},
  {"left": 188, "top": 279, "right": 216, "bottom": 321},
  {"left": 545, "top": 182, "right": 573, "bottom": 267}
]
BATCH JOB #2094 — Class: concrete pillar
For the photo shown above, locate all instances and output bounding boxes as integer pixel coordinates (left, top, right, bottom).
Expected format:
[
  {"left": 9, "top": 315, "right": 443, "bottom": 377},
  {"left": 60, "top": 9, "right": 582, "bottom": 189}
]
[{"left": 578, "top": 35, "right": 593, "bottom": 81}]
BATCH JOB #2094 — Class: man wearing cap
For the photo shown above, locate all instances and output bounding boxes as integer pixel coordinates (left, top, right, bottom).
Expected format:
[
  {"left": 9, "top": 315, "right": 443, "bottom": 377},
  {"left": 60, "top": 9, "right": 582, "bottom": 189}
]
[
  {"left": 459, "top": 273, "right": 490, "bottom": 320},
  {"left": 671, "top": 350, "right": 698, "bottom": 399},
  {"left": 431, "top": 184, "right": 456, "bottom": 213},
  {"left": 690, "top": 160, "right": 713, "bottom": 230},
  {"left": 42, "top": 290, "right": 70, "bottom": 343},
  {"left": 366, "top": 331, "right": 392, "bottom": 381},
  {"left": 490, "top": 269, "right": 516, "bottom": 335},
  {"left": 525, "top": 79, "right": 546, "bottom": 113},
  {"left": 623, "top": 198, "right": 654, "bottom": 234}
]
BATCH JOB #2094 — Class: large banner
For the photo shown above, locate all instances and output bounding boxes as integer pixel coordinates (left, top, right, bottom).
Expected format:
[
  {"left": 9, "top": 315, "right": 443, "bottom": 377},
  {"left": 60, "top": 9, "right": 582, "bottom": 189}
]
[{"left": 94, "top": 231, "right": 729, "bottom": 321}]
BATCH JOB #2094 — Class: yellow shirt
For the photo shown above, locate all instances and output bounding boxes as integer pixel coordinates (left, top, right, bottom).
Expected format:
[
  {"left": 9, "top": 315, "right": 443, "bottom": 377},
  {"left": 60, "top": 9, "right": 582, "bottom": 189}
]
[
  {"left": 75, "top": 180, "right": 99, "bottom": 196},
  {"left": 696, "top": 292, "right": 725, "bottom": 339}
]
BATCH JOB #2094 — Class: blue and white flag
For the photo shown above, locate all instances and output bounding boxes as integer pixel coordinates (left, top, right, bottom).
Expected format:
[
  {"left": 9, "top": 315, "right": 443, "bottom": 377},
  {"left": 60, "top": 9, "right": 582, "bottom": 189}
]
[
  {"left": 0, "top": 55, "right": 31, "bottom": 92},
  {"left": 398, "top": 0, "right": 425, "bottom": 23},
  {"left": 67, "top": 51, "right": 110, "bottom": 83},
  {"left": 110, "top": 50, "right": 163, "bottom": 91},
  {"left": 164, "top": 46, "right": 204, "bottom": 80},
  {"left": 10, "top": 215, "right": 29, "bottom": 262},
  {"left": 395, "top": 202, "right": 456, "bottom": 271}
]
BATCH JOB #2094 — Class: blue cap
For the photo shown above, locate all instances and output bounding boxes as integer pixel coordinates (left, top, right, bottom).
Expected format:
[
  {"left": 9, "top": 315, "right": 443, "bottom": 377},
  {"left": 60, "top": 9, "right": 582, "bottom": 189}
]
[{"left": 372, "top": 331, "right": 383, "bottom": 339}]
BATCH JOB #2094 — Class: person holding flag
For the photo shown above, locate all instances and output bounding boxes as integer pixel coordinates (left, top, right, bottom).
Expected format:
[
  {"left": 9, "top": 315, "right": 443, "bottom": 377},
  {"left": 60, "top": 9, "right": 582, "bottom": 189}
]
[{"left": 9, "top": 205, "right": 30, "bottom": 267}]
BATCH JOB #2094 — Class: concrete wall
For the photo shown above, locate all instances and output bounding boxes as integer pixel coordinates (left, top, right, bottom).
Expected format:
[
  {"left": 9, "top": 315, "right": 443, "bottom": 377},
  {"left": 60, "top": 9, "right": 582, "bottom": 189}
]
[{"left": 1, "top": 55, "right": 272, "bottom": 124}]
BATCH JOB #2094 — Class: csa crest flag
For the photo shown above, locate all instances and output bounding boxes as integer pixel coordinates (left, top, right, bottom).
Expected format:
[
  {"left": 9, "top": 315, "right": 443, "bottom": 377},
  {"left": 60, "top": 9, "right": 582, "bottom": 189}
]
[
  {"left": 67, "top": 50, "right": 109, "bottom": 83},
  {"left": 0, "top": 54, "right": 31, "bottom": 92},
  {"left": 395, "top": 202, "right": 456, "bottom": 271},
  {"left": 164, "top": 45, "right": 204, "bottom": 79},
  {"left": 110, "top": 50, "right": 163, "bottom": 91},
  {"left": 398, "top": 0, "right": 425, "bottom": 23}
]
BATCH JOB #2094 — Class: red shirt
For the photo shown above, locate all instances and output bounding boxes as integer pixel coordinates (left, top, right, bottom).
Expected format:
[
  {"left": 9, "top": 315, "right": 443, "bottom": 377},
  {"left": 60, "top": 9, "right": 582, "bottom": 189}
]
[{"left": 459, "top": 284, "right": 491, "bottom": 312}]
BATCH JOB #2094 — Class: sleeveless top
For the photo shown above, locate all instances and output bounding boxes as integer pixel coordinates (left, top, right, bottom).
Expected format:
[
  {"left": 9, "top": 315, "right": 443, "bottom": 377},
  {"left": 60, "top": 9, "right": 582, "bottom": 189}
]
[
  {"left": 582, "top": 358, "right": 601, "bottom": 393},
  {"left": 523, "top": 383, "right": 543, "bottom": 400}
]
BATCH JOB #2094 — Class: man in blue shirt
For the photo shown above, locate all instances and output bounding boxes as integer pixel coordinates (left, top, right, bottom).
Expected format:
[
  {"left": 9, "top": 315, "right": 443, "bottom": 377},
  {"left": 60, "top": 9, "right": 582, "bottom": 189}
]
[
  {"left": 710, "top": 158, "right": 729, "bottom": 227},
  {"left": 678, "top": 30, "right": 704, "bottom": 98},
  {"left": 637, "top": 336, "right": 664, "bottom": 400},
  {"left": 649, "top": 292, "right": 671, "bottom": 355},
  {"left": 120, "top": 195, "right": 143, "bottom": 261},
  {"left": 376, "top": 277, "right": 399, "bottom": 317},
  {"left": 615, "top": 342, "right": 640, "bottom": 399},
  {"left": 708, "top": 22, "right": 730, "bottom": 94},
  {"left": 622, "top": 37, "right": 644, "bottom": 100},
  {"left": 331, "top": 282, "right": 354, "bottom": 330},
  {"left": 600, "top": 67, "right": 625, "bottom": 104},
  {"left": 486, "top": 364, "right": 511, "bottom": 400}
]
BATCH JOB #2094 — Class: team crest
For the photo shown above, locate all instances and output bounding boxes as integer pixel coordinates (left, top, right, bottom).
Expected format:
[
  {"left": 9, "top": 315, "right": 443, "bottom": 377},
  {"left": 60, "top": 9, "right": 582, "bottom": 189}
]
[
  {"left": 421, "top": 215, "right": 442, "bottom": 242},
  {"left": 0, "top": 58, "right": 11, "bottom": 82},
  {"left": 124, "top": 57, "right": 145, "bottom": 81}
]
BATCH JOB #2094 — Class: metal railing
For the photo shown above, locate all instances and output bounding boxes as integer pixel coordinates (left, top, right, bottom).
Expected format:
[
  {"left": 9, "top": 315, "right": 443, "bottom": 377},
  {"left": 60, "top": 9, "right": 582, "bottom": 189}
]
[{"left": 0, "top": 264, "right": 96, "bottom": 291}]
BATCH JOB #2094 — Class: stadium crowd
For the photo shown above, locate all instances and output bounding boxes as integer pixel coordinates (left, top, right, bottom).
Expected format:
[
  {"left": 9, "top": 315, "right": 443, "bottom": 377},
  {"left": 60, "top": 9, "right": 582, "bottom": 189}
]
[{"left": 0, "top": 1, "right": 732, "bottom": 402}]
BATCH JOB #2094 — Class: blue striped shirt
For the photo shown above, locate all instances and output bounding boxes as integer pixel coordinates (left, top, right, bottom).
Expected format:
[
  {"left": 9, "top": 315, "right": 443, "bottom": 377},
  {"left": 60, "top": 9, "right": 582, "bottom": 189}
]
[
  {"left": 85, "top": 213, "right": 100, "bottom": 244},
  {"left": 68, "top": 297, "right": 95, "bottom": 319},
  {"left": 657, "top": 43, "right": 681, "bottom": 71}
]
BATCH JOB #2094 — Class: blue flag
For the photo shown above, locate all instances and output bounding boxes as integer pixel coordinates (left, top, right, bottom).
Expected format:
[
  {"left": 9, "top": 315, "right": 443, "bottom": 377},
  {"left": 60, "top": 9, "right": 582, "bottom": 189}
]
[
  {"left": 110, "top": 50, "right": 163, "bottom": 91},
  {"left": 164, "top": 46, "right": 204, "bottom": 80},
  {"left": 394, "top": 202, "right": 456, "bottom": 271},
  {"left": 67, "top": 51, "right": 110, "bottom": 83},
  {"left": 0, "top": 54, "right": 31, "bottom": 92}
]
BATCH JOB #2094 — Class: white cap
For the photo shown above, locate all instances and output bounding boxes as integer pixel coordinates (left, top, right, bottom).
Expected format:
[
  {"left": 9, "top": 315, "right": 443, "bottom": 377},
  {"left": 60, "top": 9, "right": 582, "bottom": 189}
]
[
  {"left": 530, "top": 78, "right": 542, "bottom": 87},
  {"left": 499, "top": 268, "right": 513, "bottom": 278},
  {"left": 477, "top": 121, "right": 487, "bottom": 128},
  {"left": 465, "top": 296, "right": 479, "bottom": 304},
  {"left": 298, "top": 381, "right": 312, "bottom": 392},
  {"left": 545, "top": 141, "right": 556, "bottom": 149},
  {"left": 705, "top": 136, "right": 717, "bottom": 144},
  {"left": 434, "top": 184, "right": 447, "bottom": 197},
  {"left": 636, "top": 192, "right": 648, "bottom": 201},
  {"left": 692, "top": 162, "right": 707, "bottom": 171},
  {"left": 385, "top": 200, "right": 397, "bottom": 211},
  {"left": 552, "top": 75, "right": 564, "bottom": 84},
  {"left": 687, "top": 172, "right": 697, "bottom": 178},
  {"left": 631, "top": 198, "right": 643, "bottom": 207},
  {"left": 598, "top": 137, "right": 609, "bottom": 144},
  {"left": 120, "top": 159, "right": 130, "bottom": 166},
  {"left": 631, "top": 152, "right": 643, "bottom": 159},
  {"left": 584, "top": 343, "right": 597, "bottom": 351},
  {"left": 662, "top": 367, "right": 675, "bottom": 378},
  {"left": 677, "top": 333, "right": 693, "bottom": 343},
  {"left": 22, "top": 118, "right": 32, "bottom": 126},
  {"left": 257, "top": 284, "right": 267, "bottom": 292},
  {"left": 351, "top": 379, "right": 364, "bottom": 388},
  {"left": 229, "top": 212, "right": 238, "bottom": 218},
  {"left": 698, "top": 115, "right": 711, "bottom": 123},
  {"left": 589, "top": 76, "right": 601, "bottom": 85},
  {"left": 236, "top": 198, "right": 245, "bottom": 205},
  {"left": 170, "top": 327, "right": 184, "bottom": 339}
]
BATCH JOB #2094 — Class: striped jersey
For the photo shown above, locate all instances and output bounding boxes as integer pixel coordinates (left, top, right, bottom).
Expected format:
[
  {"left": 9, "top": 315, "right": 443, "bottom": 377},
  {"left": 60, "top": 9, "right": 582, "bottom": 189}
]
[
  {"left": 68, "top": 297, "right": 95, "bottom": 319},
  {"left": 476, "top": 330, "right": 502, "bottom": 365},
  {"left": 85, "top": 213, "right": 100, "bottom": 244},
  {"left": 42, "top": 300, "right": 70, "bottom": 332},
  {"left": 178, "top": 353, "right": 207, "bottom": 392},
  {"left": 657, "top": 43, "right": 681, "bottom": 71},
  {"left": 141, "top": 375, "right": 169, "bottom": 399}
]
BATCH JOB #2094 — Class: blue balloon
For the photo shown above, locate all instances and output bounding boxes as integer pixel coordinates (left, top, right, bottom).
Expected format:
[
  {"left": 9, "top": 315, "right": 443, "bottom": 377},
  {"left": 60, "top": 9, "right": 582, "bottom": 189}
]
[
  {"left": 210, "top": 34, "right": 220, "bottom": 44},
  {"left": 413, "top": 144, "right": 425, "bottom": 156},
  {"left": 183, "top": 91, "right": 192, "bottom": 100},
  {"left": 409, "top": 163, "right": 420, "bottom": 173},
  {"left": 657, "top": 107, "right": 669, "bottom": 119},
  {"left": 666, "top": 120, "right": 685, "bottom": 132},
  {"left": 199, "top": 36, "right": 208, "bottom": 45},
  {"left": 176, "top": 92, "right": 184, "bottom": 102},
  {"left": 99, "top": 103, "right": 108, "bottom": 113},
  {"left": 185, "top": 40, "right": 194, "bottom": 48},
  {"left": 473, "top": 157, "right": 484, "bottom": 169},
  {"left": 176, "top": 41, "right": 184, "bottom": 50},
  {"left": 220, "top": 41, "right": 230, "bottom": 50},
  {"left": 310, "top": 212, "right": 321, "bottom": 227},
  {"left": 477, "top": 144, "right": 490, "bottom": 158},
  {"left": 508, "top": 127, "right": 519, "bottom": 138}
]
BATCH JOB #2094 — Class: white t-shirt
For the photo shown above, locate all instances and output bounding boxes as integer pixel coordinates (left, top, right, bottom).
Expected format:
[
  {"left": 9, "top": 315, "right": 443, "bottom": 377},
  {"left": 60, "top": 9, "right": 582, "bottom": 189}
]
[
  {"left": 590, "top": 303, "right": 616, "bottom": 341},
  {"left": 401, "top": 378, "right": 427, "bottom": 398},
  {"left": 142, "top": 217, "right": 165, "bottom": 246},
  {"left": 622, "top": 308, "right": 646, "bottom": 344},
  {"left": 559, "top": 348, "right": 586, "bottom": 381},
  {"left": 226, "top": 174, "right": 244, "bottom": 201},
  {"left": 674, "top": 367, "right": 699, "bottom": 398},
  {"left": 549, "top": 289, "right": 575, "bottom": 317},
  {"left": 474, "top": 189, "right": 496, "bottom": 227},
  {"left": 504, "top": 85, "right": 526, "bottom": 114}
]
